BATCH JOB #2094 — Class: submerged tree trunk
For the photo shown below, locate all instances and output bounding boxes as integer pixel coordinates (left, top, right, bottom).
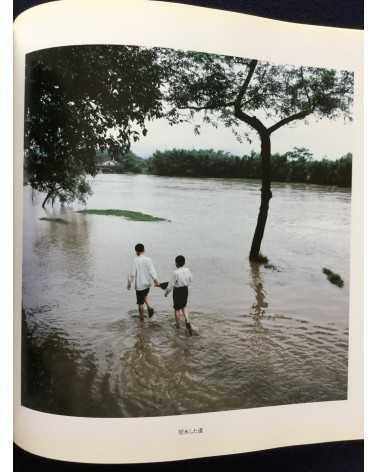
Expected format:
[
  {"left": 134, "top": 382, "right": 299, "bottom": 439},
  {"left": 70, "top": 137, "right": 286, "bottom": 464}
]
[
  {"left": 232, "top": 60, "right": 315, "bottom": 261},
  {"left": 233, "top": 59, "right": 275, "bottom": 261},
  {"left": 42, "top": 188, "right": 54, "bottom": 209},
  {"left": 249, "top": 132, "right": 272, "bottom": 261}
]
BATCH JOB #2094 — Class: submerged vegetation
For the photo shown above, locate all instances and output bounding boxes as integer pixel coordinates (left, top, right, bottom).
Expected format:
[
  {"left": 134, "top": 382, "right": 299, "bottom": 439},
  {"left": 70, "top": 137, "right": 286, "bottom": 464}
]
[
  {"left": 322, "top": 268, "right": 344, "bottom": 287},
  {"left": 252, "top": 254, "right": 279, "bottom": 271},
  {"left": 76, "top": 209, "right": 168, "bottom": 222},
  {"left": 254, "top": 254, "right": 269, "bottom": 264},
  {"left": 39, "top": 217, "right": 68, "bottom": 224},
  {"left": 264, "top": 262, "right": 279, "bottom": 271}
]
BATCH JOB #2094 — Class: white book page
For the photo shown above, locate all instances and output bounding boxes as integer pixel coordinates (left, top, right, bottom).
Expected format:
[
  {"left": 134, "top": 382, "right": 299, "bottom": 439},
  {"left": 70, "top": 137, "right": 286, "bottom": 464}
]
[{"left": 14, "top": 0, "right": 363, "bottom": 464}]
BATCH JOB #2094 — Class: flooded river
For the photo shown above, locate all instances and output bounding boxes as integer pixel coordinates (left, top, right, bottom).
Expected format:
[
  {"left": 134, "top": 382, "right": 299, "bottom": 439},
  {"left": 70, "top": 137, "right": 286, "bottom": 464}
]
[{"left": 22, "top": 174, "right": 351, "bottom": 417}]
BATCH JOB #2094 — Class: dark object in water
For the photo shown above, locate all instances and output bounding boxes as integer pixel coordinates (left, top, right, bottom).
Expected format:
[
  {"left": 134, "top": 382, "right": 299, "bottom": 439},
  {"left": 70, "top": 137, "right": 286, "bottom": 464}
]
[
  {"left": 322, "top": 268, "right": 344, "bottom": 288},
  {"left": 159, "top": 282, "right": 169, "bottom": 290},
  {"left": 254, "top": 253, "right": 269, "bottom": 264}
]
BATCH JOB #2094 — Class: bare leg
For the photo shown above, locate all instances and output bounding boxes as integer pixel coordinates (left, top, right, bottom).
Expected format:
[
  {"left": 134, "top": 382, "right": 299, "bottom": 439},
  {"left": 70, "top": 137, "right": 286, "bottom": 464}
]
[
  {"left": 138, "top": 304, "right": 145, "bottom": 321},
  {"left": 145, "top": 295, "right": 151, "bottom": 310},
  {"left": 183, "top": 307, "right": 190, "bottom": 324},
  {"left": 145, "top": 295, "right": 154, "bottom": 318},
  {"left": 175, "top": 310, "right": 180, "bottom": 328},
  {"left": 183, "top": 307, "right": 192, "bottom": 335}
]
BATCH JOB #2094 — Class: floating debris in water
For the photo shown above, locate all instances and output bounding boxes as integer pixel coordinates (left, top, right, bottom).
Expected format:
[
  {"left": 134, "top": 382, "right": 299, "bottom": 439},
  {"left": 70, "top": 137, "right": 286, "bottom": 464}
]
[
  {"left": 322, "top": 268, "right": 344, "bottom": 287},
  {"left": 264, "top": 263, "right": 280, "bottom": 271},
  {"left": 251, "top": 254, "right": 280, "bottom": 271}
]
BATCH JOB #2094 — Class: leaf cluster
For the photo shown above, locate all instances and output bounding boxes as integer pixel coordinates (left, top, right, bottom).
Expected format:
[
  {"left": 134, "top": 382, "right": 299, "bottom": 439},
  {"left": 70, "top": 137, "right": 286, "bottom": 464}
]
[
  {"left": 161, "top": 49, "right": 354, "bottom": 138},
  {"left": 25, "top": 45, "right": 165, "bottom": 205}
]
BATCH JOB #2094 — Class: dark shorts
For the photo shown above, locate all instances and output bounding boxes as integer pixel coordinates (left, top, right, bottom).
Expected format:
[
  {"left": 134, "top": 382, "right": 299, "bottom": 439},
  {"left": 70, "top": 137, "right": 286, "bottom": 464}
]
[
  {"left": 136, "top": 288, "right": 150, "bottom": 305},
  {"left": 173, "top": 286, "right": 188, "bottom": 310}
]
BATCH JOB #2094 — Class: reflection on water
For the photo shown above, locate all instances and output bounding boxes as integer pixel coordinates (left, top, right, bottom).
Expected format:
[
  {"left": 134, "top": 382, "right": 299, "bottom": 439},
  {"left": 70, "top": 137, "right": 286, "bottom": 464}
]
[
  {"left": 250, "top": 262, "right": 268, "bottom": 319},
  {"left": 22, "top": 174, "right": 350, "bottom": 417}
]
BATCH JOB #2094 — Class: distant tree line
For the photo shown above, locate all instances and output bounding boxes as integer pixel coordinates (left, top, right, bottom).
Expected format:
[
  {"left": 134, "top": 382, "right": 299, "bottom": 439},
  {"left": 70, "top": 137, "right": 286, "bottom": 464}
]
[
  {"left": 96, "top": 147, "right": 352, "bottom": 187},
  {"left": 146, "top": 147, "right": 352, "bottom": 187}
]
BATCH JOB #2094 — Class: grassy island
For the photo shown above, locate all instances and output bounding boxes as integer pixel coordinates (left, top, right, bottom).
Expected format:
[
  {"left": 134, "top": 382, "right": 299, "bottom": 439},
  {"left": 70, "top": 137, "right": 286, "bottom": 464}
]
[{"left": 76, "top": 209, "right": 168, "bottom": 222}]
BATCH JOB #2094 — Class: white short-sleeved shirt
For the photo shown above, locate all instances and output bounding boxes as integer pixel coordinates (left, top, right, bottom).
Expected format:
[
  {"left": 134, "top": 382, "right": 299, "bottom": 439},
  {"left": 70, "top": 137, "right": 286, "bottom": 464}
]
[
  {"left": 129, "top": 255, "right": 158, "bottom": 291},
  {"left": 166, "top": 267, "right": 193, "bottom": 294}
]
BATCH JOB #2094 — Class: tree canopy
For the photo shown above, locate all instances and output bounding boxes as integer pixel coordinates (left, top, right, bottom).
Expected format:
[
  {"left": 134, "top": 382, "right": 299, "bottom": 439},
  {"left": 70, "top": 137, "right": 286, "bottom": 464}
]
[
  {"left": 25, "top": 45, "right": 165, "bottom": 206},
  {"left": 161, "top": 51, "right": 354, "bottom": 139}
]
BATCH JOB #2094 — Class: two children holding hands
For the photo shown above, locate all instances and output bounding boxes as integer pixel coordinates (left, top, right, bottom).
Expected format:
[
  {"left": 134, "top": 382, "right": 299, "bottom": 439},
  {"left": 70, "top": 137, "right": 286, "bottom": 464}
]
[{"left": 128, "top": 244, "right": 193, "bottom": 335}]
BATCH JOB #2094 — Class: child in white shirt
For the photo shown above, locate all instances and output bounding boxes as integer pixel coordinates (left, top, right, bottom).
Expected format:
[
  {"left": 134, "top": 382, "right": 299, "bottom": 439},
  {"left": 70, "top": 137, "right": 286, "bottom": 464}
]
[
  {"left": 165, "top": 255, "right": 193, "bottom": 335},
  {"left": 128, "top": 243, "right": 159, "bottom": 321}
]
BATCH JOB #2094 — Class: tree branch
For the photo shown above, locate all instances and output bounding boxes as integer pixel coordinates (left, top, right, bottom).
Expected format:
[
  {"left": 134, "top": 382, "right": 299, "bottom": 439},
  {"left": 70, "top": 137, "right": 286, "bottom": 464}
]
[
  {"left": 177, "top": 102, "right": 234, "bottom": 112},
  {"left": 268, "top": 108, "right": 314, "bottom": 134},
  {"left": 300, "top": 67, "right": 313, "bottom": 110},
  {"left": 234, "top": 60, "right": 267, "bottom": 135},
  {"left": 235, "top": 60, "right": 257, "bottom": 109}
]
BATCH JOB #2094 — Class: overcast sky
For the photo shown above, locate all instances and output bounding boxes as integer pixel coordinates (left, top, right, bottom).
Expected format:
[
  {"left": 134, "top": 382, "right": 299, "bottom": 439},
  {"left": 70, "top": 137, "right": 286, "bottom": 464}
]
[{"left": 132, "top": 113, "right": 354, "bottom": 160}]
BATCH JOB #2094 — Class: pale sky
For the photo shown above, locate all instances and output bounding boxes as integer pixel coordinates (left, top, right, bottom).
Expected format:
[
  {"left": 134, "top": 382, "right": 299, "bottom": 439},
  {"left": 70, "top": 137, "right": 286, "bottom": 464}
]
[{"left": 132, "top": 114, "right": 354, "bottom": 160}]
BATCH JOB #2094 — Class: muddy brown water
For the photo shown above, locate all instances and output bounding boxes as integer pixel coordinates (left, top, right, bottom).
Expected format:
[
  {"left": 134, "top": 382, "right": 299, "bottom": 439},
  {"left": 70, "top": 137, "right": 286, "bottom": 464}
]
[{"left": 22, "top": 174, "right": 350, "bottom": 417}]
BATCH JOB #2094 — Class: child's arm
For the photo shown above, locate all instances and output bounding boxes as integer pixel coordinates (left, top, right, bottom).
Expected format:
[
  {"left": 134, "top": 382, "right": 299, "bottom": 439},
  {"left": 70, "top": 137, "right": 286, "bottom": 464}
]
[
  {"left": 127, "top": 261, "right": 136, "bottom": 290},
  {"left": 148, "top": 260, "right": 159, "bottom": 286},
  {"left": 164, "top": 274, "right": 175, "bottom": 297}
]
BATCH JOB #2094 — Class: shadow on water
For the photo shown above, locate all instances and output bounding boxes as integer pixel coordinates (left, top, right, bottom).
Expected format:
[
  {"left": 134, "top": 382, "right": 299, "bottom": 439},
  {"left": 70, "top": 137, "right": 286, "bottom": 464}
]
[
  {"left": 244, "top": 260, "right": 349, "bottom": 407},
  {"left": 22, "top": 307, "right": 123, "bottom": 417},
  {"left": 107, "top": 311, "right": 203, "bottom": 417},
  {"left": 34, "top": 211, "right": 92, "bottom": 270}
]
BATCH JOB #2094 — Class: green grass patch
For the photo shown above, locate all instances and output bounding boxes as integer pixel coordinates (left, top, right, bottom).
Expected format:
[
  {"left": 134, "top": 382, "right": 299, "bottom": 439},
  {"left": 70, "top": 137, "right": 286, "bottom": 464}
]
[
  {"left": 39, "top": 217, "right": 68, "bottom": 224},
  {"left": 76, "top": 209, "right": 168, "bottom": 222},
  {"left": 322, "top": 268, "right": 344, "bottom": 288}
]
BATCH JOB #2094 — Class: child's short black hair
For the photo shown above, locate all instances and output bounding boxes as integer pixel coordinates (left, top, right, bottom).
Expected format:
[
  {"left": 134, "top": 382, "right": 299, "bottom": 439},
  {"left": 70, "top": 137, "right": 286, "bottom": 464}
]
[
  {"left": 135, "top": 243, "right": 144, "bottom": 253},
  {"left": 175, "top": 255, "right": 185, "bottom": 267}
]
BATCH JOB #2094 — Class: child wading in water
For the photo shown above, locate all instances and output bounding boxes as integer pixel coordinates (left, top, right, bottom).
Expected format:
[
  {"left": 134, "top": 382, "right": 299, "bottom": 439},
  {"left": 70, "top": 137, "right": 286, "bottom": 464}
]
[
  {"left": 127, "top": 243, "right": 159, "bottom": 321},
  {"left": 165, "top": 255, "right": 193, "bottom": 335}
]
